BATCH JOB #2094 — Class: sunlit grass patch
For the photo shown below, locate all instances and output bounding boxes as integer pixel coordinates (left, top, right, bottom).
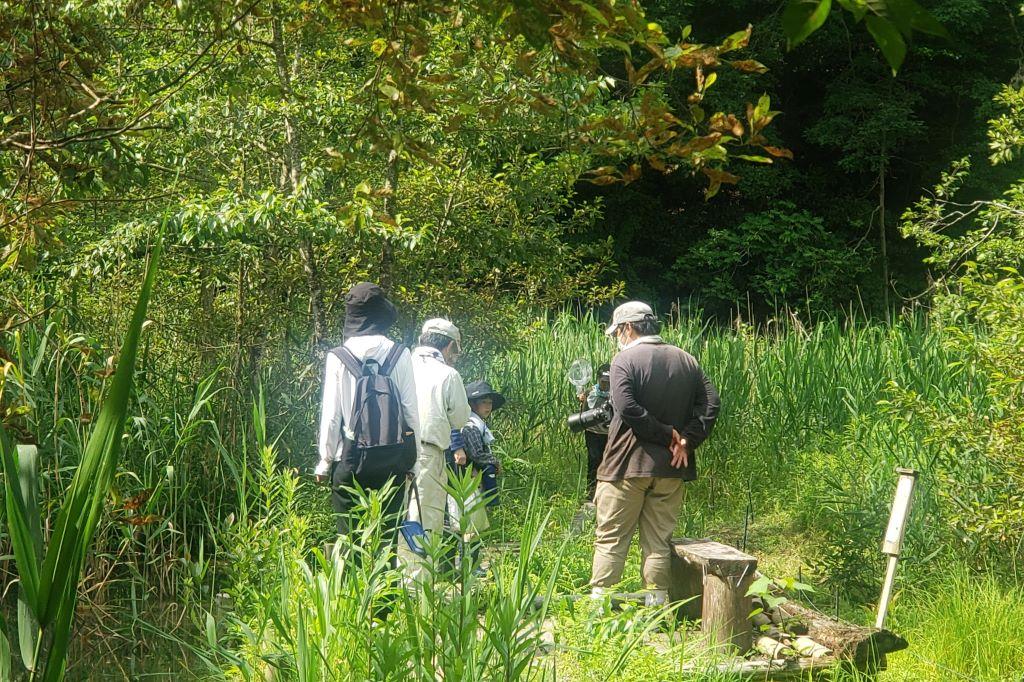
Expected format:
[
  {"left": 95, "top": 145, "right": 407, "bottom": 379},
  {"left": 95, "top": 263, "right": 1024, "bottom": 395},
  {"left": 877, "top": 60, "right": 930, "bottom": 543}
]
[{"left": 881, "top": 569, "right": 1024, "bottom": 682}]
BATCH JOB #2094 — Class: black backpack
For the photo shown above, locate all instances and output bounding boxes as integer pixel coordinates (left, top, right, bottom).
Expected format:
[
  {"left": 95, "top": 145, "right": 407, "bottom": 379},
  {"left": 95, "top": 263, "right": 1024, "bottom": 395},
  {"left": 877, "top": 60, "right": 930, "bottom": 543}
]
[{"left": 331, "top": 343, "right": 416, "bottom": 487}]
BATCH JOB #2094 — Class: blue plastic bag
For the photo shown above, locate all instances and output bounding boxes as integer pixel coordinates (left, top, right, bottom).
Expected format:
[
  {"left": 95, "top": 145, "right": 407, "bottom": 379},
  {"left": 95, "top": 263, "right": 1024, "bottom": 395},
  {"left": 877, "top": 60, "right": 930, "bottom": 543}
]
[{"left": 401, "top": 480, "right": 428, "bottom": 556}]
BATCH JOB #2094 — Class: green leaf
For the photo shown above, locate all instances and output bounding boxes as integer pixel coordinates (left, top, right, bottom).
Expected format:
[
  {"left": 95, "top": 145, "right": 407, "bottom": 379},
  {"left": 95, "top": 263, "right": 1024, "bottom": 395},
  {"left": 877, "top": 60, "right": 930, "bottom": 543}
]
[
  {"left": 0, "top": 432, "right": 40, "bottom": 615},
  {"left": 754, "top": 94, "right": 772, "bottom": 122},
  {"left": 378, "top": 83, "right": 401, "bottom": 101},
  {"left": 836, "top": 0, "right": 868, "bottom": 20},
  {"left": 206, "top": 612, "right": 218, "bottom": 649},
  {"left": 0, "top": 613, "right": 10, "bottom": 682},
  {"left": 572, "top": 0, "right": 610, "bottom": 27},
  {"left": 745, "top": 575, "right": 774, "bottom": 597},
  {"left": 16, "top": 444, "right": 42, "bottom": 552},
  {"left": 17, "top": 593, "right": 38, "bottom": 672},
  {"left": 865, "top": 15, "right": 907, "bottom": 73},
  {"left": 720, "top": 26, "right": 752, "bottom": 53},
  {"left": 736, "top": 154, "right": 773, "bottom": 164},
  {"left": 782, "top": 0, "right": 833, "bottom": 48},
  {"left": 910, "top": 2, "right": 948, "bottom": 38}
]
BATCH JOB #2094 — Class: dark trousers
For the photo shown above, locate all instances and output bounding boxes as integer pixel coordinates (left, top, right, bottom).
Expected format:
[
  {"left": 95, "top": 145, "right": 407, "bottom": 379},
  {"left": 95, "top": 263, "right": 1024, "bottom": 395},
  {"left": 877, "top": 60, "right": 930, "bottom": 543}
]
[
  {"left": 584, "top": 430, "right": 608, "bottom": 501},
  {"left": 330, "top": 462, "right": 407, "bottom": 563},
  {"left": 478, "top": 463, "right": 499, "bottom": 507},
  {"left": 445, "top": 452, "right": 500, "bottom": 508}
]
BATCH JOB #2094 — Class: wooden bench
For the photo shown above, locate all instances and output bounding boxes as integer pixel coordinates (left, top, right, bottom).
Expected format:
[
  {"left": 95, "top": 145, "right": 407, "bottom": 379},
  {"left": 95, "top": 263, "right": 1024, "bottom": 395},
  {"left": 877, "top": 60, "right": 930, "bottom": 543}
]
[{"left": 670, "top": 538, "right": 758, "bottom": 652}]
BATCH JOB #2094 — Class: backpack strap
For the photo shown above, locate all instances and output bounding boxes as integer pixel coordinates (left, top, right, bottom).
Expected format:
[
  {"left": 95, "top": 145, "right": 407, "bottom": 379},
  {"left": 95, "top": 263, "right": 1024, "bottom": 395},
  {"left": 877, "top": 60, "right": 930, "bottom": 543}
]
[
  {"left": 380, "top": 343, "right": 406, "bottom": 377},
  {"left": 330, "top": 345, "right": 364, "bottom": 378}
]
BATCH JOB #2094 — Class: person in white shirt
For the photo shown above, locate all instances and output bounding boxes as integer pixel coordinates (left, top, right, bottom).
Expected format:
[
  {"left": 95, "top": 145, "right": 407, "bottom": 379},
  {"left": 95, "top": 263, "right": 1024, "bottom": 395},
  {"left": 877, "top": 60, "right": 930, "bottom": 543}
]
[
  {"left": 316, "top": 282, "right": 419, "bottom": 540},
  {"left": 407, "top": 318, "right": 471, "bottom": 537}
]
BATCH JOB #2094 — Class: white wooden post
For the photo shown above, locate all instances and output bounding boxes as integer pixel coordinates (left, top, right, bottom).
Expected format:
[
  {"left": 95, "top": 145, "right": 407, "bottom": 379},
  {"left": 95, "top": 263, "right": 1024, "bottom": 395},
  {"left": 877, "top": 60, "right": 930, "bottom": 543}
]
[{"left": 875, "top": 467, "right": 917, "bottom": 629}]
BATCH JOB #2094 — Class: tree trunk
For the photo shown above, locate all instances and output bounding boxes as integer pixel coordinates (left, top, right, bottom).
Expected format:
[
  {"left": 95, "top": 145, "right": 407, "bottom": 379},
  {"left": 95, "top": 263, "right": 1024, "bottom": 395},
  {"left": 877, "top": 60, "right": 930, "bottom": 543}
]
[
  {"left": 272, "top": 13, "right": 325, "bottom": 346},
  {"left": 199, "top": 259, "right": 216, "bottom": 367},
  {"left": 233, "top": 255, "right": 247, "bottom": 383},
  {"left": 879, "top": 152, "right": 890, "bottom": 325},
  {"left": 298, "top": 236, "right": 325, "bottom": 345}
]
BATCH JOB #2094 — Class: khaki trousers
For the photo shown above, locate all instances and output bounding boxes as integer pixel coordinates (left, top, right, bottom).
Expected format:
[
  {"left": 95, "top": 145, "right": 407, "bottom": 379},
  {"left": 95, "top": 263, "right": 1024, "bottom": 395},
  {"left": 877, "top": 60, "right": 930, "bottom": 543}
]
[
  {"left": 590, "top": 477, "right": 684, "bottom": 590},
  {"left": 406, "top": 442, "right": 447, "bottom": 532},
  {"left": 401, "top": 442, "right": 447, "bottom": 584}
]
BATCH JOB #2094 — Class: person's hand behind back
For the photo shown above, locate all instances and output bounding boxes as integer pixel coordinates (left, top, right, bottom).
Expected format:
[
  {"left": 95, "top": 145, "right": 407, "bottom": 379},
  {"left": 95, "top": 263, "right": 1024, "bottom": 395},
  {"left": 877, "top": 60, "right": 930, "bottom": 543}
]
[{"left": 669, "top": 430, "right": 689, "bottom": 469}]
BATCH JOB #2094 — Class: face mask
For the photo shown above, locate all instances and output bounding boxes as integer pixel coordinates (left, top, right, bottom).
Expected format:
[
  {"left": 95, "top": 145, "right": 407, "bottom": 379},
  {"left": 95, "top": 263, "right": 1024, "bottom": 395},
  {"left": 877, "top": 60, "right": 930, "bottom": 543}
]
[{"left": 616, "top": 330, "right": 627, "bottom": 350}]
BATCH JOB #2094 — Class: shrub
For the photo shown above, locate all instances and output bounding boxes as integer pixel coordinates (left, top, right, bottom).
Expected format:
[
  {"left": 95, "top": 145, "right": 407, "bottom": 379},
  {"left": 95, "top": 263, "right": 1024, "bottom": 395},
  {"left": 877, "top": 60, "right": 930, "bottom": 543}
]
[{"left": 673, "top": 203, "right": 868, "bottom": 316}]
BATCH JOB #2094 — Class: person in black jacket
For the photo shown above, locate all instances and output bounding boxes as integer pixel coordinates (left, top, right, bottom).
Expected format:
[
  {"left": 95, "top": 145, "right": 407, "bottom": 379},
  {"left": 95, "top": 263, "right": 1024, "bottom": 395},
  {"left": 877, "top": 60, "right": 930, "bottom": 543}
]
[
  {"left": 577, "top": 363, "right": 611, "bottom": 502},
  {"left": 589, "top": 301, "right": 720, "bottom": 606}
]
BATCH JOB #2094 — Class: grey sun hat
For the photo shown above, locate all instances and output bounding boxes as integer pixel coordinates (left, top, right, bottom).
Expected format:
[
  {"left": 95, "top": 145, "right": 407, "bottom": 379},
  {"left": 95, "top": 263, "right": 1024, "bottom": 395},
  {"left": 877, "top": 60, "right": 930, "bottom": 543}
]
[
  {"left": 421, "top": 318, "right": 462, "bottom": 346},
  {"left": 465, "top": 379, "right": 506, "bottom": 410},
  {"left": 604, "top": 301, "right": 655, "bottom": 335}
]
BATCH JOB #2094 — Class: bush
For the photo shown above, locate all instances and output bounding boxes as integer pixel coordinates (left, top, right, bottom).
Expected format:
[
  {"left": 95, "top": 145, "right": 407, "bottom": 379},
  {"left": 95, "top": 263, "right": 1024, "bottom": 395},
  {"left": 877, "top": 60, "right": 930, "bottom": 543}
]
[{"left": 673, "top": 203, "right": 868, "bottom": 316}]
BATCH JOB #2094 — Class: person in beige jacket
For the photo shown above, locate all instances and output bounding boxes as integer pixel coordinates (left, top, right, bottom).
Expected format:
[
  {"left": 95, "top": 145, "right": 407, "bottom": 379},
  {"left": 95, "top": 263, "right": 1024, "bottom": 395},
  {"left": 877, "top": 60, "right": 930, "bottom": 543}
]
[{"left": 407, "top": 318, "right": 470, "bottom": 541}]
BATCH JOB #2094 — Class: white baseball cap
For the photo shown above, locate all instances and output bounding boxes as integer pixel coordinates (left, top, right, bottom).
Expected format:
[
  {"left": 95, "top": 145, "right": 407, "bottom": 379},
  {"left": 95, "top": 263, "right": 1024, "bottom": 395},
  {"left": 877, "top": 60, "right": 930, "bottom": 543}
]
[
  {"left": 604, "top": 301, "right": 655, "bottom": 335},
  {"left": 421, "top": 318, "right": 462, "bottom": 345}
]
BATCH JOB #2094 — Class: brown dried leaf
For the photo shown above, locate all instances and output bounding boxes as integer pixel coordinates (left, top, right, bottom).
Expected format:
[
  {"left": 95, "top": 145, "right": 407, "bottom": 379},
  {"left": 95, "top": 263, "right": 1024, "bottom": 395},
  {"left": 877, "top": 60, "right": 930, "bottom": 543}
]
[
  {"left": 702, "top": 166, "right": 740, "bottom": 184},
  {"left": 763, "top": 145, "right": 794, "bottom": 159},
  {"left": 709, "top": 113, "right": 744, "bottom": 137},
  {"left": 729, "top": 59, "right": 769, "bottom": 74},
  {"left": 125, "top": 514, "right": 162, "bottom": 527},
  {"left": 668, "top": 132, "right": 722, "bottom": 158},
  {"left": 647, "top": 155, "right": 668, "bottom": 172},
  {"left": 634, "top": 57, "right": 665, "bottom": 84},
  {"left": 122, "top": 489, "right": 152, "bottom": 511}
]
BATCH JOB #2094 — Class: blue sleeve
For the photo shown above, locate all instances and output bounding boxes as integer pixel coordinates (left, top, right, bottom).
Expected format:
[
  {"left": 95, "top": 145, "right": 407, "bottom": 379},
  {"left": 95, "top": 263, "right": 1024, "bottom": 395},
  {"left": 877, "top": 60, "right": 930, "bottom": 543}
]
[{"left": 450, "top": 428, "right": 465, "bottom": 451}]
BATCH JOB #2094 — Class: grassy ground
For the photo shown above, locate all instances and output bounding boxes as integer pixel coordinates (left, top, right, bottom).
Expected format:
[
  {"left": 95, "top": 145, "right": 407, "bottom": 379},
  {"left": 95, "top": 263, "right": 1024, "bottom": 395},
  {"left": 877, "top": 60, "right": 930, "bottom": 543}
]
[{"left": 880, "top": 570, "right": 1024, "bottom": 682}]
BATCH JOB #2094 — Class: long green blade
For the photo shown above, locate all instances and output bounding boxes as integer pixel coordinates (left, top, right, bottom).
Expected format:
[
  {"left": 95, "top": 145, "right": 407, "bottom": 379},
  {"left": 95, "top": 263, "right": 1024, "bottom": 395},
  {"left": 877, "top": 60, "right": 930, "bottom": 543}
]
[
  {"left": 34, "top": 229, "right": 162, "bottom": 681},
  {"left": 15, "top": 444, "right": 42, "bottom": 671},
  {"left": 0, "top": 612, "right": 11, "bottom": 682},
  {"left": 17, "top": 594, "right": 39, "bottom": 673},
  {"left": 40, "top": 565, "right": 78, "bottom": 682},
  {"left": 0, "top": 431, "right": 40, "bottom": 614}
]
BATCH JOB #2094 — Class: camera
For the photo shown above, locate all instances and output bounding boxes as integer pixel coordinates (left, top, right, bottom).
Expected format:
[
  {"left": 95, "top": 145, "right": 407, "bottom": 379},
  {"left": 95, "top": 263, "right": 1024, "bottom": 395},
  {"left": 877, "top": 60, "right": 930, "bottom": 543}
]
[{"left": 567, "top": 402, "right": 613, "bottom": 432}]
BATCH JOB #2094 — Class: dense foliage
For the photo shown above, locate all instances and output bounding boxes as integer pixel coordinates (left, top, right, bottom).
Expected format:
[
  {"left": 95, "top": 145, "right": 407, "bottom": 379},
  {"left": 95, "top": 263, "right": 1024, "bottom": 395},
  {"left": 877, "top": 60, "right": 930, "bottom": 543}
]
[{"left": 585, "top": 0, "right": 1023, "bottom": 316}]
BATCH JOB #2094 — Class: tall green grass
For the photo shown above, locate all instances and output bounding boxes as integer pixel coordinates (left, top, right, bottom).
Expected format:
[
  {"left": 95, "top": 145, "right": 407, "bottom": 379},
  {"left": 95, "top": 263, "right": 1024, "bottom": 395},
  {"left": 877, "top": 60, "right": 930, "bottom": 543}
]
[
  {"left": 200, "top": 398, "right": 571, "bottom": 681},
  {"left": 490, "top": 313, "right": 983, "bottom": 580},
  {"left": 882, "top": 569, "right": 1024, "bottom": 682}
]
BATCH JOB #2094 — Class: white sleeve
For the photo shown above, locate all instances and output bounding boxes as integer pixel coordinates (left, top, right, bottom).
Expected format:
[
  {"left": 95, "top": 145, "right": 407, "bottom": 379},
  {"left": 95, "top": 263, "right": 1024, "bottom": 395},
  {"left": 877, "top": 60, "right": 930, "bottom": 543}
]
[
  {"left": 315, "top": 353, "right": 343, "bottom": 476},
  {"left": 393, "top": 348, "right": 420, "bottom": 437},
  {"left": 446, "top": 371, "right": 471, "bottom": 431}
]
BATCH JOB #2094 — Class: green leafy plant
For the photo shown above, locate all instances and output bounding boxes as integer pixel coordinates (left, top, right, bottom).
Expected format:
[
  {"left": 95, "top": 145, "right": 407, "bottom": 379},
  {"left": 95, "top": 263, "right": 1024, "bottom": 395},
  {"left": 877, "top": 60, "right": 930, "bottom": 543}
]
[
  {"left": 0, "top": 230, "right": 161, "bottom": 680},
  {"left": 746, "top": 575, "right": 812, "bottom": 612}
]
